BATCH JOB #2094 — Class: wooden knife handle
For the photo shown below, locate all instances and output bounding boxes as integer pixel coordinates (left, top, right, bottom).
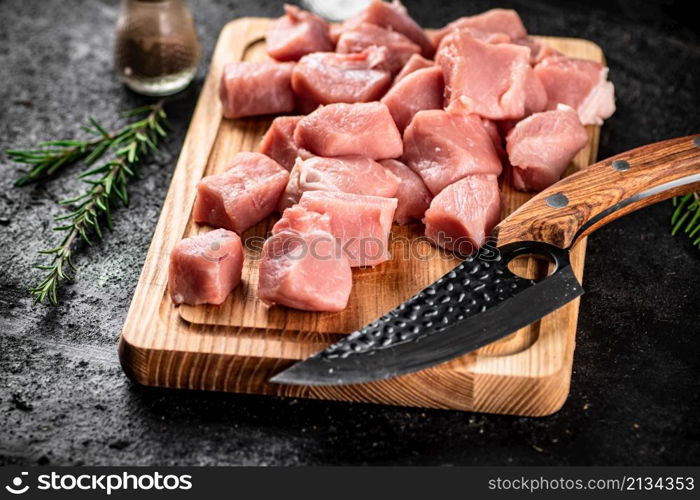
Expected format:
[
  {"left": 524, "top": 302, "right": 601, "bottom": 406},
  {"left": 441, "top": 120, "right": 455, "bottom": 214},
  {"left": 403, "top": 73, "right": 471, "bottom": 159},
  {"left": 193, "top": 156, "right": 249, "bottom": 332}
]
[{"left": 495, "top": 135, "right": 700, "bottom": 248}]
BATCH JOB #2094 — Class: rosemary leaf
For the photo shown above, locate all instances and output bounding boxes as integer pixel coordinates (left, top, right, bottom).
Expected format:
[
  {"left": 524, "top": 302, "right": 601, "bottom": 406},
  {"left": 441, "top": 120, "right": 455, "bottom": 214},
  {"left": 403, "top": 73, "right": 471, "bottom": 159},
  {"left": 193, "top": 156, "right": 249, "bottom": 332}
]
[
  {"left": 671, "top": 192, "right": 700, "bottom": 250},
  {"left": 7, "top": 102, "right": 168, "bottom": 187}
]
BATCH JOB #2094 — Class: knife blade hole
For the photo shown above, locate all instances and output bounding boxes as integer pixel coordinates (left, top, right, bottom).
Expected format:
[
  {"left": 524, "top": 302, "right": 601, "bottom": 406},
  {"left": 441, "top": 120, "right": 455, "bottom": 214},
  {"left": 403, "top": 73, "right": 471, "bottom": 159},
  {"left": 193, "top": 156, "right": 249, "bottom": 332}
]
[{"left": 506, "top": 253, "right": 555, "bottom": 280}]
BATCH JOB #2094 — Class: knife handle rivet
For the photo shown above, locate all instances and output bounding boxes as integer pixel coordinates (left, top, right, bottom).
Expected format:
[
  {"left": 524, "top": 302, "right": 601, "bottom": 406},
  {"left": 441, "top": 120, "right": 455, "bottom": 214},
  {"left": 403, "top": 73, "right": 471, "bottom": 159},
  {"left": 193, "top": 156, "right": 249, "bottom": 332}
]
[
  {"left": 612, "top": 159, "right": 630, "bottom": 171},
  {"left": 546, "top": 192, "right": 569, "bottom": 208},
  {"left": 694, "top": 137, "right": 700, "bottom": 148}
]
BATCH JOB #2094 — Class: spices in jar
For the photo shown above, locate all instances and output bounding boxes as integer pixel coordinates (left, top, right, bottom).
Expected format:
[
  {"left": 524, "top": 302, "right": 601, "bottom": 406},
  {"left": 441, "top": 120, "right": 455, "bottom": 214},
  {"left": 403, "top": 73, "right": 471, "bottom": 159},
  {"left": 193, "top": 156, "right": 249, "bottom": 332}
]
[{"left": 115, "top": 0, "right": 201, "bottom": 96}]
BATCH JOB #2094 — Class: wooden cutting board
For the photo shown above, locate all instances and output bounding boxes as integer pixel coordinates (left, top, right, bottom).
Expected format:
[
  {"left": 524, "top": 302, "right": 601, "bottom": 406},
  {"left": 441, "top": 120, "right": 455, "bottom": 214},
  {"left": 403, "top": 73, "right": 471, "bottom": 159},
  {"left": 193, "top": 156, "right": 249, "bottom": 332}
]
[{"left": 119, "top": 17, "right": 603, "bottom": 416}]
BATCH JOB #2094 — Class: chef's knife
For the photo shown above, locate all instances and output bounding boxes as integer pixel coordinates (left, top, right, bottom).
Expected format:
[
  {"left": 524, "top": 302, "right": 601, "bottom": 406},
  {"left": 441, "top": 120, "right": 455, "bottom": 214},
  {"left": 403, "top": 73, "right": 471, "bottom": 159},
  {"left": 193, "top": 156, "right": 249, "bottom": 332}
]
[{"left": 270, "top": 135, "right": 700, "bottom": 386}]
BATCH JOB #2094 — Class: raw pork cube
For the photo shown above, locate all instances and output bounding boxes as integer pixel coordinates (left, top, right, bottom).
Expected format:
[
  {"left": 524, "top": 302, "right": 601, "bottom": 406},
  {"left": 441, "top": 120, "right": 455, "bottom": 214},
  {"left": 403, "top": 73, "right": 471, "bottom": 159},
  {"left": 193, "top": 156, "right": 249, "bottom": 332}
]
[
  {"left": 394, "top": 53, "right": 434, "bottom": 83},
  {"left": 513, "top": 37, "right": 562, "bottom": 65},
  {"left": 506, "top": 105, "right": 589, "bottom": 192},
  {"left": 522, "top": 66, "right": 549, "bottom": 116},
  {"left": 278, "top": 155, "right": 400, "bottom": 211},
  {"left": 381, "top": 66, "right": 443, "bottom": 132},
  {"left": 259, "top": 116, "right": 311, "bottom": 171},
  {"left": 299, "top": 191, "right": 397, "bottom": 267},
  {"left": 266, "top": 4, "right": 333, "bottom": 61},
  {"left": 437, "top": 31, "right": 546, "bottom": 120},
  {"left": 402, "top": 109, "right": 502, "bottom": 195},
  {"left": 433, "top": 9, "right": 527, "bottom": 46},
  {"left": 219, "top": 61, "right": 295, "bottom": 119},
  {"left": 380, "top": 159, "right": 432, "bottom": 224},
  {"left": 258, "top": 228, "right": 352, "bottom": 312},
  {"left": 272, "top": 205, "right": 333, "bottom": 235},
  {"left": 194, "top": 153, "right": 289, "bottom": 233},
  {"left": 435, "top": 28, "right": 512, "bottom": 53},
  {"left": 336, "top": 22, "right": 421, "bottom": 74},
  {"left": 534, "top": 55, "right": 616, "bottom": 125},
  {"left": 294, "top": 102, "right": 403, "bottom": 159},
  {"left": 168, "top": 229, "right": 244, "bottom": 305},
  {"left": 424, "top": 176, "right": 501, "bottom": 254},
  {"left": 340, "top": 0, "right": 434, "bottom": 57},
  {"left": 291, "top": 47, "right": 392, "bottom": 112}
]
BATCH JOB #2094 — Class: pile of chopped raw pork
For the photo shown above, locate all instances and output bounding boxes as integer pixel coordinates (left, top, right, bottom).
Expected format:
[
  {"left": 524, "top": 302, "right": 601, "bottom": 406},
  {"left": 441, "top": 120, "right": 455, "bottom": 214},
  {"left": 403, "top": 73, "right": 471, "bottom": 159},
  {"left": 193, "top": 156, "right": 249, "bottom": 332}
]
[{"left": 169, "top": 1, "right": 615, "bottom": 312}]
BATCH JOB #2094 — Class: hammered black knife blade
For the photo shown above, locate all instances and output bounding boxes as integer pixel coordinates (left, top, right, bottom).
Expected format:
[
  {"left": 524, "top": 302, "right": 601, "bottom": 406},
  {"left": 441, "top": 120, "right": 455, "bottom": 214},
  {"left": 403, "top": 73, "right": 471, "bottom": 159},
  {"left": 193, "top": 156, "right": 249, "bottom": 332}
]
[{"left": 270, "top": 135, "right": 700, "bottom": 386}]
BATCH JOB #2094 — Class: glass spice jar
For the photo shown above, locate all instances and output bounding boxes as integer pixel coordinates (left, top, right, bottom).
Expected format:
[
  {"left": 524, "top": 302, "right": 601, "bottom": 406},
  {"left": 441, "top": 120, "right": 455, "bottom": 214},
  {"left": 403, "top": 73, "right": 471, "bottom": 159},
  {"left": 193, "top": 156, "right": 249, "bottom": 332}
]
[{"left": 114, "top": 0, "right": 201, "bottom": 96}]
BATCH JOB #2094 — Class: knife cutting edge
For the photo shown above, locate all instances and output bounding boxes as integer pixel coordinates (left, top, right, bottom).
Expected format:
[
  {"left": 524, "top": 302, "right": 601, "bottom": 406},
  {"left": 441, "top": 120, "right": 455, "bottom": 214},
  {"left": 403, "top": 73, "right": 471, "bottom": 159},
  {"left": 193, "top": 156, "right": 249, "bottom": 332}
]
[{"left": 270, "top": 135, "right": 700, "bottom": 386}]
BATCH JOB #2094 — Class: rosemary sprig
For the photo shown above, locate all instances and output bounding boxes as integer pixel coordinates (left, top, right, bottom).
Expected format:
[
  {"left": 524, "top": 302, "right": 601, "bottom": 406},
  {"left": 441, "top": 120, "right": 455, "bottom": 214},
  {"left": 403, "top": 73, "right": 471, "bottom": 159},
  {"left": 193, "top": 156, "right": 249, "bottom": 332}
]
[
  {"left": 26, "top": 102, "right": 169, "bottom": 305},
  {"left": 7, "top": 110, "right": 158, "bottom": 186},
  {"left": 671, "top": 192, "right": 700, "bottom": 250}
]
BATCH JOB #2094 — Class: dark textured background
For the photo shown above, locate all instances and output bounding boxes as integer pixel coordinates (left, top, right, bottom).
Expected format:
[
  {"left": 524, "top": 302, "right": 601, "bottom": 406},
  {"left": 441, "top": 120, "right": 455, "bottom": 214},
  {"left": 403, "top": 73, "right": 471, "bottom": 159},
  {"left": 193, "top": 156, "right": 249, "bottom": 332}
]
[{"left": 0, "top": 0, "right": 698, "bottom": 466}]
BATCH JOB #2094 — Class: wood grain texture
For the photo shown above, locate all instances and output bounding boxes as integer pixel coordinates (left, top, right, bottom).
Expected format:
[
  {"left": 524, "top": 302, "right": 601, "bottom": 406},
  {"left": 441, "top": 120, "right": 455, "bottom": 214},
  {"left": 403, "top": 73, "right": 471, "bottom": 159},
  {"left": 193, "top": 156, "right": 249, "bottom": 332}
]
[
  {"left": 119, "top": 19, "right": 605, "bottom": 416},
  {"left": 496, "top": 135, "right": 700, "bottom": 248}
]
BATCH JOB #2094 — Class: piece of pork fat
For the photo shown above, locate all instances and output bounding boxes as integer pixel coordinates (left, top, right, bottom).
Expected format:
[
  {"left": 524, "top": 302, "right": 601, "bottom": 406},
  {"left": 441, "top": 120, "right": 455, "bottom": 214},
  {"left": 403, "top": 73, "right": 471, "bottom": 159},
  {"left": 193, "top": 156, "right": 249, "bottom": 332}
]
[
  {"left": 219, "top": 61, "right": 295, "bottom": 119},
  {"left": 340, "top": 0, "right": 434, "bottom": 58},
  {"left": 424, "top": 175, "right": 501, "bottom": 255},
  {"left": 291, "top": 47, "right": 392, "bottom": 112},
  {"left": 380, "top": 159, "right": 432, "bottom": 224},
  {"left": 534, "top": 55, "right": 616, "bottom": 126},
  {"left": 433, "top": 8, "right": 527, "bottom": 47},
  {"left": 258, "top": 228, "right": 352, "bottom": 312},
  {"left": 437, "top": 31, "right": 546, "bottom": 120},
  {"left": 294, "top": 102, "right": 403, "bottom": 159},
  {"left": 393, "top": 53, "right": 434, "bottom": 84},
  {"left": 194, "top": 153, "right": 289, "bottom": 233},
  {"left": 278, "top": 155, "right": 400, "bottom": 211},
  {"left": 402, "top": 109, "right": 502, "bottom": 196},
  {"left": 336, "top": 22, "right": 421, "bottom": 74},
  {"left": 168, "top": 229, "right": 244, "bottom": 305},
  {"left": 299, "top": 191, "right": 397, "bottom": 267},
  {"left": 266, "top": 4, "right": 333, "bottom": 62},
  {"left": 506, "top": 104, "right": 589, "bottom": 192},
  {"left": 259, "top": 115, "right": 311, "bottom": 171},
  {"left": 381, "top": 66, "right": 444, "bottom": 133}
]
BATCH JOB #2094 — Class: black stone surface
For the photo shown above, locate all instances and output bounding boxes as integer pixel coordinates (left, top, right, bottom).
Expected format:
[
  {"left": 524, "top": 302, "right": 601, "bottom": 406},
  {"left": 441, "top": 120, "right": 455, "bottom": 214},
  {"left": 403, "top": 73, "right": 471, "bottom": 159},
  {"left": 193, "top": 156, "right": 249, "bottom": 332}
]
[{"left": 0, "top": 0, "right": 698, "bottom": 466}]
